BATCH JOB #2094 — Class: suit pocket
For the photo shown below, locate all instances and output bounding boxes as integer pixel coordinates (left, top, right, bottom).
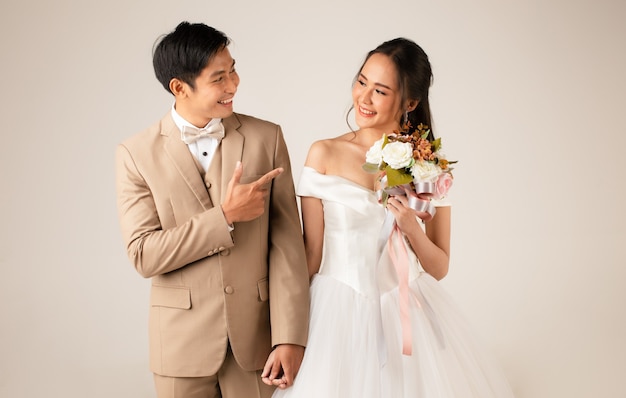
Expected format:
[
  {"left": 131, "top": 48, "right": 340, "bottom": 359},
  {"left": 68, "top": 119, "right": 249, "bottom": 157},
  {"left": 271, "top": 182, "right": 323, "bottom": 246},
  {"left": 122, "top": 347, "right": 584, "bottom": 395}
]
[
  {"left": 257, "top": 278, "right": 269, "bottom": 302},
  {"left": 150, "top": 285, "right": 191, "bottom": 309}
]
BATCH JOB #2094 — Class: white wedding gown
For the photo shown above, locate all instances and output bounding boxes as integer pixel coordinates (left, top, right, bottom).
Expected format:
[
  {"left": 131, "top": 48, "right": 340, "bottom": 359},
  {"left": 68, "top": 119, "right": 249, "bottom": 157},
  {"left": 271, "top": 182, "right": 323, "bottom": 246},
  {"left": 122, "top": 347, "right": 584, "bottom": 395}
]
[{"left": 273, "top": 167, "right": 515, "bottom": 397}]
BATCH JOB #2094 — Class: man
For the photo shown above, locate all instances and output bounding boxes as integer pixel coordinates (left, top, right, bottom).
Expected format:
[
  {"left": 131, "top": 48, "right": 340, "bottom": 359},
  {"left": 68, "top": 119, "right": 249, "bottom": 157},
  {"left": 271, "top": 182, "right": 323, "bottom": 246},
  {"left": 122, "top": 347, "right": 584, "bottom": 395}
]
[{"left": 115, "top": 21, "right": 310, "bottom": 398}]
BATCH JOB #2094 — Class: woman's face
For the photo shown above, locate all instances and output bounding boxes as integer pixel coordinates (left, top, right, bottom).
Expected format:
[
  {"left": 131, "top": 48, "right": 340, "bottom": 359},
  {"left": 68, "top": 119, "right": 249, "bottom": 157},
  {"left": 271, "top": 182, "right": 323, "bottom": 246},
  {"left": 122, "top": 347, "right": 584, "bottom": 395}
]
[{"left": 352, "top": 53, "right": 404, "bottom": 133}]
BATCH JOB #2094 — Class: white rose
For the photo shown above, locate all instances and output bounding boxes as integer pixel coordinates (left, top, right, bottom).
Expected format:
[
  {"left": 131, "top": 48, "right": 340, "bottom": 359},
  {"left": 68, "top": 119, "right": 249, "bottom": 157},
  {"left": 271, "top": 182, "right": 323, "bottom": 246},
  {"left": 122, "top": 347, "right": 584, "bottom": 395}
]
[
  {"left": 411, "top": 161, "right": 442, "bottom": 182},
  {"left": 381, "top": 141, "right": 414, "bottom": 169},
  {"left": 365, "top": 137, "right": 385, "bottom": 165}
]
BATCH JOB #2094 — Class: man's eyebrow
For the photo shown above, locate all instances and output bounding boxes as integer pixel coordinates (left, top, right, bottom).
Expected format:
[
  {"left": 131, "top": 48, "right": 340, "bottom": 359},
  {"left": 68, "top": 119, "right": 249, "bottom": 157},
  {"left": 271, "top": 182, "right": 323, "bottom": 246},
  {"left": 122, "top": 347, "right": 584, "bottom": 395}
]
[{"left": 209, "top": 59, "right": 236, "bottom": 78}]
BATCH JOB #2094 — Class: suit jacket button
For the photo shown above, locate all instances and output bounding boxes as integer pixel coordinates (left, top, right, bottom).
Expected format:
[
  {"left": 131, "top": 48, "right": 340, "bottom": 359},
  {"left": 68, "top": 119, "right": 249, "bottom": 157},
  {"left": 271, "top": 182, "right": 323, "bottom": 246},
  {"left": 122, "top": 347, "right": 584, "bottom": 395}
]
[
  {"left": 220, "top": 248, "right": 230, "bottom": 256},
  {"left": 206, "top": 181, "right": 212, "bottom": 188},
  {"left": 224, "top": 286, "right": 234, "bottom": 294},
  {"left": 208, "top": 250, "right": 214, "bottom": 256}
]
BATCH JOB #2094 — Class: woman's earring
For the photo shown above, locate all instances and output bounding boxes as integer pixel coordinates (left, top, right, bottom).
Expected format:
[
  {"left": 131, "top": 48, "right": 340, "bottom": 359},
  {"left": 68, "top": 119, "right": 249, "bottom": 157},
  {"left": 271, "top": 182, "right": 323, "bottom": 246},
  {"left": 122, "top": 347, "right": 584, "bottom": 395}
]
[{"left": 403, "top": 110, "right": 409, "bottom": 127}]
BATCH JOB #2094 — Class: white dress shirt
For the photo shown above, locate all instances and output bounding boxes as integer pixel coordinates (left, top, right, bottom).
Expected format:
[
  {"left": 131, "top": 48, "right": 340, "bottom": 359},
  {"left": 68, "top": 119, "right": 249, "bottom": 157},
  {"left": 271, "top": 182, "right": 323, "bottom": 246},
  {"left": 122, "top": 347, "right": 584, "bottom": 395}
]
[
  {"left": 171, "top": 105, "right": 234, "bottom": 231},
  {"left": 171, "top": 105, "right": 221, "bottom": 172}
]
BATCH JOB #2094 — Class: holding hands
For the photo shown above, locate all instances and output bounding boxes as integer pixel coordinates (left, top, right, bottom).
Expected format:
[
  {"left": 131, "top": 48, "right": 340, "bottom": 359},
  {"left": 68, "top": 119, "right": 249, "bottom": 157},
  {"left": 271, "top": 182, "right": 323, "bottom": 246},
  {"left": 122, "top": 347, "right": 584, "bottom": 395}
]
[{"left": 261, "top": 344, "right": 305, "bottom": 389}]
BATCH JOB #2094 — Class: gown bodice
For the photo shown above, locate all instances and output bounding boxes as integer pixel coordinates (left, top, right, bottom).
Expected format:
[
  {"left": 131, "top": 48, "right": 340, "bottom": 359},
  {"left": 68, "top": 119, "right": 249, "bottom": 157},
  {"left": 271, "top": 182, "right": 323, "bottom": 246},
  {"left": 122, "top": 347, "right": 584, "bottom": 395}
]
[{"left": 297, "top": 166, "right": 387, "bottom": 296}]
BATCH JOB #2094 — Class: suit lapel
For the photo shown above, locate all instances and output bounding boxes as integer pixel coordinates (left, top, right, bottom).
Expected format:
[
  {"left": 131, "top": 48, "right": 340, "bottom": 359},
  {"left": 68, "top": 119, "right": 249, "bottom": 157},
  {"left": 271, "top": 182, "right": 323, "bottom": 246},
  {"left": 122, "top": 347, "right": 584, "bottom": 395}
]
[
  {"left": 161, "top": 114, "right": 213, "bottom": 210},
  {"left": 207, "top": 114, "right": 244, "bottom": 203}
]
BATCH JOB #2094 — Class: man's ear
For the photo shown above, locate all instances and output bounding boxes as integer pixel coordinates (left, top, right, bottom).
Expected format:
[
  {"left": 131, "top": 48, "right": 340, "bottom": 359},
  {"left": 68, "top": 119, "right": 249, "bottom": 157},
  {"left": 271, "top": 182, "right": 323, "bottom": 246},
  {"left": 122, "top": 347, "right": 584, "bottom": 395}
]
[{"left": 169, "top": 78, "right": 187, "bottom": 98}]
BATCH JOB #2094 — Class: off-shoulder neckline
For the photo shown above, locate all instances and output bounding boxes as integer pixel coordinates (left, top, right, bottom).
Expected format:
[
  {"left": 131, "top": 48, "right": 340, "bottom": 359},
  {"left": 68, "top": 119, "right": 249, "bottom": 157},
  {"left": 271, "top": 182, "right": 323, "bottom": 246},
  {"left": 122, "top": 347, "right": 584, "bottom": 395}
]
[{"left": 302, "top": 166, "right": 376, "bottom": 193}]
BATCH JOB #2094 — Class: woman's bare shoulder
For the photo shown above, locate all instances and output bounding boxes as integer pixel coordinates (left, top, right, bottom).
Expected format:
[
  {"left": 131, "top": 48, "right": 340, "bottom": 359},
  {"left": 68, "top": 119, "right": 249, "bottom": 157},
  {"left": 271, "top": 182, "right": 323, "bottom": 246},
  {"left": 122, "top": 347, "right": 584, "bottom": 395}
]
[{"left": 305, "top": 132, "right": 357, "bottom": 172}]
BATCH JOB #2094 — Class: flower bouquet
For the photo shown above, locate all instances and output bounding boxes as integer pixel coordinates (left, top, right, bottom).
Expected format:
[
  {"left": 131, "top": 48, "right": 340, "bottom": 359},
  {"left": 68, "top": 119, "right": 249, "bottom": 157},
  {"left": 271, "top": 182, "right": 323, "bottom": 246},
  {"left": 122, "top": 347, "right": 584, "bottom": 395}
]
[{"left": 363, "top": 123, "right": 455, "bottom": 221}]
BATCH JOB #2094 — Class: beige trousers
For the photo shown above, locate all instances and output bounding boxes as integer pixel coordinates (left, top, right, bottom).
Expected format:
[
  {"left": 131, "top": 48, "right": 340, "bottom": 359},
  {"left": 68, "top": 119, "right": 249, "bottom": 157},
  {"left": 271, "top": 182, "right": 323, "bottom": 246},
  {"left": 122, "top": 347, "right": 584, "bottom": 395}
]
[{"left": 154, "top": 346, "right": 276, "bottom": 398}]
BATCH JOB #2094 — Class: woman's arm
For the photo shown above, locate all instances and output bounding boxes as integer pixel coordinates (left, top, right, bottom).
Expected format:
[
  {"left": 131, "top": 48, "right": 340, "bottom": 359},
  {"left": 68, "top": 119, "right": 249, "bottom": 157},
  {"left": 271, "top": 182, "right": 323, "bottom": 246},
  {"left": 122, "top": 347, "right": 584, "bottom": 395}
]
[
  {"left": 301, "top": 196, "right": 325, "bottom": 279},
  {"left": 300, "top": 140, "right": 330, "bottom": 280},
  {"left": 386, "top": 195, "right": 451, "bottom": 280}
]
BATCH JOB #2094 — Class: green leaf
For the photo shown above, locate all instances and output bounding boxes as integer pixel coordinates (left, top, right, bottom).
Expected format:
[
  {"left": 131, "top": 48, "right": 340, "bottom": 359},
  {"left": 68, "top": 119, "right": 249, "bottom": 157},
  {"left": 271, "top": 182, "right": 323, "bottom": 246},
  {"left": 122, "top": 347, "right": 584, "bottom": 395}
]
[
  {"left": 362, "top": 162, "right": 381, "bottom": 173},
  {"left": 431, "top": 137, "right": 441, "bottom": 152},
  {"left": 382, "top": 134, "right": 390, "bottom": 147},
  {"left": 385, "top": 166, "right": 413, "bottom": 187}
]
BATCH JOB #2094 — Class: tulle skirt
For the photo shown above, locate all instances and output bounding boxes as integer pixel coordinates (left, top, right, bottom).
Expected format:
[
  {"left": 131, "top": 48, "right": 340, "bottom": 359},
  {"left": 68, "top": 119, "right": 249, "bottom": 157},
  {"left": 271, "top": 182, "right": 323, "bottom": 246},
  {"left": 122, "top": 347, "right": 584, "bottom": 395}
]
[{"left": 272, "top": 272, "right": 515, "bottom": 397}]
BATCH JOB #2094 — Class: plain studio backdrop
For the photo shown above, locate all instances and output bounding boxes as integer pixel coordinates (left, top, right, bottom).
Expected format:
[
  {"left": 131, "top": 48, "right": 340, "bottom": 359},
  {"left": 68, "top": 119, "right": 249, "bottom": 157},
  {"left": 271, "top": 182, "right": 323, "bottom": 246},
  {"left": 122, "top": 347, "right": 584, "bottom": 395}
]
[{"left": 1, "top": 0, "right": 624, "bottom": 397}]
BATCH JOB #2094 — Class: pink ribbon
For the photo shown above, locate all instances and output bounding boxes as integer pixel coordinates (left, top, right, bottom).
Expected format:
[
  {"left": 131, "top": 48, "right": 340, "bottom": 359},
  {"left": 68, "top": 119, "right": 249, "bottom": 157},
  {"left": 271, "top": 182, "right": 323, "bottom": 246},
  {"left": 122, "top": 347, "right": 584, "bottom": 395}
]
[
  {"left": 376, "top": 177, "right": 441, "bottom": 356},
  {"left": 378, "top": 178, "right": 437, "bottom": 222},
  {"left": 386, "top": 226, "right": 419, "bottom": 355}
]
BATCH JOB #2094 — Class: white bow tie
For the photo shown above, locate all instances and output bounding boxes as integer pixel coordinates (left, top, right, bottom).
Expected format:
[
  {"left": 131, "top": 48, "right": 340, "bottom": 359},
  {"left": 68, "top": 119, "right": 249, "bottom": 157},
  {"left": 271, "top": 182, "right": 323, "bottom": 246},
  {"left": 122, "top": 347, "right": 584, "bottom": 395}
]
[{"left": 180, "top": 122, "right": 225, "bottom": 144}]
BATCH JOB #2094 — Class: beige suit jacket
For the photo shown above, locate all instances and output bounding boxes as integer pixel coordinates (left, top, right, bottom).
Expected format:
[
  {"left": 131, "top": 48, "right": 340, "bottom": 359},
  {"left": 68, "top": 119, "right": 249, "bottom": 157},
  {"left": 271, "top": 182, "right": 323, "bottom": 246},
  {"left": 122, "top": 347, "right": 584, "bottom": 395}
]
[{"left": 115, "top": 112, "right": 310, "bottom": 377}]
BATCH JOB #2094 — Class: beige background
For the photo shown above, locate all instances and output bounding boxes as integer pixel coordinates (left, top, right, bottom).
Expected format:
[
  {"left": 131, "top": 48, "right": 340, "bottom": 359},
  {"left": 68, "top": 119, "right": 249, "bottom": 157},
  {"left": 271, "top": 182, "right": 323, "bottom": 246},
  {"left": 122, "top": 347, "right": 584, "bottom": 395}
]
[{"left": 1, "top": 0, "right": 624, "bottom": 397}]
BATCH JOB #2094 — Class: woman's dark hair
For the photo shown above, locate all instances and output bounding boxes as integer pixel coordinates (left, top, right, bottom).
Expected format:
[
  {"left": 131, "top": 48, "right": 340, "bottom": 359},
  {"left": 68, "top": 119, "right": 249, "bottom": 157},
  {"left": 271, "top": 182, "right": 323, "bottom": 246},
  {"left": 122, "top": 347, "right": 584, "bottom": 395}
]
[
  {"left": 152, "top": 21, "right": 230, "bottom": 94},
  {"left": 350, "top": 38, "right": 434, "bottom": 139}
]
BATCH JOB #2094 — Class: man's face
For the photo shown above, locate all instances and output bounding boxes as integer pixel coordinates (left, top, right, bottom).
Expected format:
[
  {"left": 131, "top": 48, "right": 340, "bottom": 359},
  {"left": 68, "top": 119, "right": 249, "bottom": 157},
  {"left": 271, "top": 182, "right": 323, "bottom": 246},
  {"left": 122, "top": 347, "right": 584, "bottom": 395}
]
[{"left": 176, "top": 47, "right": 240, "bottom": 126}]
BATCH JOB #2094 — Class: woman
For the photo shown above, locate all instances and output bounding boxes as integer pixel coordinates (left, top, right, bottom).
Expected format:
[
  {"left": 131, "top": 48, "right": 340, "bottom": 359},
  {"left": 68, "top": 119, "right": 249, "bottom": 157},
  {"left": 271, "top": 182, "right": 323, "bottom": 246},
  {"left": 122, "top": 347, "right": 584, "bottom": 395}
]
[{"left": 264, "top": 38, "right": 515, "bottom": 397}]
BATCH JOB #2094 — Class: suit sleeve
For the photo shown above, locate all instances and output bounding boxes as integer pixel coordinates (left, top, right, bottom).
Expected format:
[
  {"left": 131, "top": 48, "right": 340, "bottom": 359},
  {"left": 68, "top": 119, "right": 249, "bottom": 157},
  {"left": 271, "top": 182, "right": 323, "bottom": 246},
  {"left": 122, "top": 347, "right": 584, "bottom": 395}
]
[
  {"left": 267, "top": 127, "right": 311, "bottom": 347},
  {"left": 115, "top": 144, "right": 234, "bottom": 278}
]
